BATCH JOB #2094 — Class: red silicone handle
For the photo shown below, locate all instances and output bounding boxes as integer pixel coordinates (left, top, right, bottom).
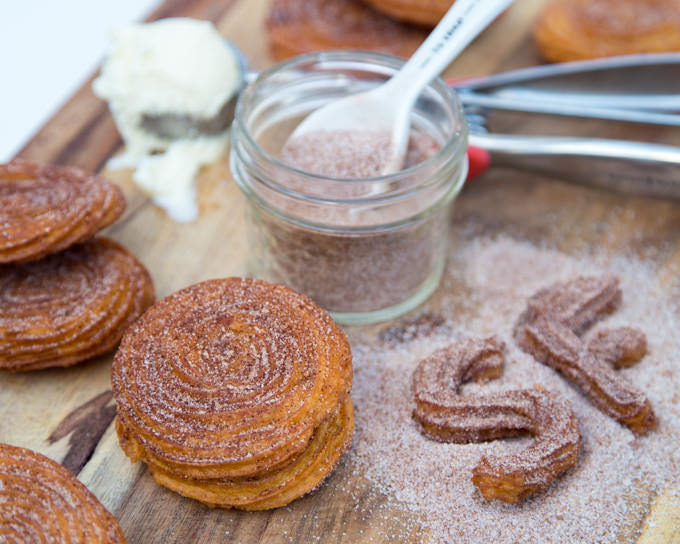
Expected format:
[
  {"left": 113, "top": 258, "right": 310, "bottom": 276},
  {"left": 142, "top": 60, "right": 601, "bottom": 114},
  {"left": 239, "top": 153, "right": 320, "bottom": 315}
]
[
  {"left": 445, "top": 78, "right": 491, "bottom": 182},
  {"left": 466, "top": 146, "right": 491, "bottom": 181}
]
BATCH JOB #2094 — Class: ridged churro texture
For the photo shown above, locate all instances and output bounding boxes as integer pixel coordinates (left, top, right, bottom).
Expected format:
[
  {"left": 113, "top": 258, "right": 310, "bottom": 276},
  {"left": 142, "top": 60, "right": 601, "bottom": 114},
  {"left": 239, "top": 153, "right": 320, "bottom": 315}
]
[
  {"left": 0, "top": 160, "right": 125, "bottom": 264},
  {"left": 535, "top": 0, "right": 680, "bottom": 62},
  {"left": 112, "top": 277, "right": 353, "bottom": 510},
  {"left": 412, "top": 337, "right": 581, "bottom": 503},
  {"left": 0, "top": 238, "right": 154, "bottom": 371},
  {"left": 514, "top": 276, "right": 656, "bottom": 435},
  {"left": 0, "top": 443, "right": 126, "bottom": 543},
  {"left": 266, "top": 0, "right": 428, "bottom": 60}
]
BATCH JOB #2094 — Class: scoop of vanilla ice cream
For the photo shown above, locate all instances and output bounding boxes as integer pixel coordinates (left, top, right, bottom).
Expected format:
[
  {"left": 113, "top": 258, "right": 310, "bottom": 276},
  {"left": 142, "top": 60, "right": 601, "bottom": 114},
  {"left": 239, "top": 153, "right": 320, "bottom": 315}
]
[
  {"left": 94, "top": 17, "right": 241, "bottom": 156},
  {"left": 93, "top": 18, "right": 241, "bottom": 223}
]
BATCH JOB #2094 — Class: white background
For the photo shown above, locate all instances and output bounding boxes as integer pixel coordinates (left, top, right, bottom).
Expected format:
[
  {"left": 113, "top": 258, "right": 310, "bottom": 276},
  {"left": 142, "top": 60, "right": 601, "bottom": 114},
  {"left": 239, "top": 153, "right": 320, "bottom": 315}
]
[{"left": 0, "top": 0, "right": 162, "bottom": 161}]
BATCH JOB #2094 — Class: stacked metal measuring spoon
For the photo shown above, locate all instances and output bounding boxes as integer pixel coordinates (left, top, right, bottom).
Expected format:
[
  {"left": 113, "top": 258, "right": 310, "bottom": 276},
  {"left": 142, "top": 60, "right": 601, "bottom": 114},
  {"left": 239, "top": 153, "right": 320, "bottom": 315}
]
[{"left": 454, "top": 53, "right": 680, "bottom": 199}]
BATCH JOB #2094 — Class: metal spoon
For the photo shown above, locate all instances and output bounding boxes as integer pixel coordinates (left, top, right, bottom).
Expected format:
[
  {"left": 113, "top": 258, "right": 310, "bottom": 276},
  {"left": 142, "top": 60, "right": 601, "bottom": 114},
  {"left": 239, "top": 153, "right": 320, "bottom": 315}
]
[{"left": 140, "top": 39, "right": 249, "bottom": 140}]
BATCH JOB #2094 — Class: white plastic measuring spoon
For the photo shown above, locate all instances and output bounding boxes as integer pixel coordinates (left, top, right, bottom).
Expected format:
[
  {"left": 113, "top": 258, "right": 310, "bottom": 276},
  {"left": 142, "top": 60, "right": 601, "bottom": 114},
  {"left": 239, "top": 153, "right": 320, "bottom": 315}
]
[{"left": 287, "top": 0, "right": 517, "bottom": 176}]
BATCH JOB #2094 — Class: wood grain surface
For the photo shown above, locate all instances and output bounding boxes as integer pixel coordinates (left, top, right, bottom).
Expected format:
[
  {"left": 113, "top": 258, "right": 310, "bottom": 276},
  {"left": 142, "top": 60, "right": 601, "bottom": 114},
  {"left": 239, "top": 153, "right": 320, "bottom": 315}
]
[{"left": 2, "top": 0, "right": 679, "bottom": 542}]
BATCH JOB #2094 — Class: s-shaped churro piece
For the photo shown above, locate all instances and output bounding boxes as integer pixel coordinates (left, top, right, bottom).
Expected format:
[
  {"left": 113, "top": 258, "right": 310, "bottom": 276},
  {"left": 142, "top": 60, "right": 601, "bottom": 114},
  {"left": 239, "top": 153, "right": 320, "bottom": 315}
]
[
  {"left": 413, "top": 337, "right": 581, "bottom": 503},
  {"left": 515, "top": 276, "right": 656, "bottom": 434}
]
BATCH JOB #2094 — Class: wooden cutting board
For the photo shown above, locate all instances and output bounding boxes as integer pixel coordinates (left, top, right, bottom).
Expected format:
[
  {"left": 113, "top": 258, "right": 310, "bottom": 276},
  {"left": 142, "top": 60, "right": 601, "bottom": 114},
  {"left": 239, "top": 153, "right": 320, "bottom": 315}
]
[{"left": 2, "top": 0, "right": 679, "bottom": 542}]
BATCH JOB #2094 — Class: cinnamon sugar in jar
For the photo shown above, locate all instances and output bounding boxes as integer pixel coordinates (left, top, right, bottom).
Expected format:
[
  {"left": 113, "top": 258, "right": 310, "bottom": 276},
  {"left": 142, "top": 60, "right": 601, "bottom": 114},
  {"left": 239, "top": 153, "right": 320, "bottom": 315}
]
[{"left": 231, "top": 52, "right": 468, "bottom": 324}]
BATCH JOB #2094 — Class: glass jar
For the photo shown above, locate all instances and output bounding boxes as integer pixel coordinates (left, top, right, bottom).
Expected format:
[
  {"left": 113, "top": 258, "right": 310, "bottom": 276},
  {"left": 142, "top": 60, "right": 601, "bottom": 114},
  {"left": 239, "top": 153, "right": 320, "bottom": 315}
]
[{"left": 230, "top": 51, "right": 468, "bottom": 325}]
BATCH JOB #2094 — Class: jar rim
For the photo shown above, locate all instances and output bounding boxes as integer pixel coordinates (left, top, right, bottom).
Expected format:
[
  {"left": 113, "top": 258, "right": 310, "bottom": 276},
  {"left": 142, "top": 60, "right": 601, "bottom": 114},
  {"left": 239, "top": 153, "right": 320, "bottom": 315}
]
[{"left": 233, "top": 50, "right": 469, "bottom": 185}]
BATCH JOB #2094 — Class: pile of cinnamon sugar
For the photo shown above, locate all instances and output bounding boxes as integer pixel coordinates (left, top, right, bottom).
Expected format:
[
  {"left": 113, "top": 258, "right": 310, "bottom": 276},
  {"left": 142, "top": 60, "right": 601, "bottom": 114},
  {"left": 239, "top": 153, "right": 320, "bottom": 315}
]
[
  {"left": 256, "top": 129, "right": 444, "bottom": 314},
  {"left": 281, "top": 130, "right": 439, "bottom": 178},
  {"left": 348, "top": 235, "right": 680, "bottom": 543}
]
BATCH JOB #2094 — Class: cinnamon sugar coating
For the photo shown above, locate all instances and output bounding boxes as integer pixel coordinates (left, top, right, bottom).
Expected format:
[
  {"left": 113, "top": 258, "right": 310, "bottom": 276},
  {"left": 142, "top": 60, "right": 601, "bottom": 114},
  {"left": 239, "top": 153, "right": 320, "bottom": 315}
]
[
  {"left": 412, "top": 337, "right": 581, "bottom": 503},
  {"left": 265, "top": 0, "right": 428, "bottom": 61},
  {"left": 515, "top": 275, "right": 622, "bottom": 337},
  {"left": 0, "top": 238, "right": 154, "bottom": 371},
  {"left": 0, "top": 160, "right": 125, "bottom": 264},
  {"left": 535, "top": 0, "right": 680, "bottom": 62},
  {"left": 588, "top": 327, "right": 648, "bottom": 368},
  {"left": 0, "top": 442, "right": 126, "bottom": 543},
  {"left": 148, "top": 398, "right": 354, "bottom": 511},
  {"left": 112, "top": 278, "right": 353, "bottom": 509},
  {"left": 515, "top": 276, "right": 656, "bottom": 434}
]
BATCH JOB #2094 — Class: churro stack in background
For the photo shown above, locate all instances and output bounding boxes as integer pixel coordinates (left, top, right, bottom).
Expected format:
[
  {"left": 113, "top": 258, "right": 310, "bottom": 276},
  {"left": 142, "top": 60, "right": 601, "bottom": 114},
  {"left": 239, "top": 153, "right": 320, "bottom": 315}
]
[
  {"left": 111, "top": 278, "right": 354, "bottom": 510},
  {"left": 264, "top": 0, "right": 680, "bottom": 63},
  {"left": 534, "top": 0, "right": 680, "bottom": 62}
]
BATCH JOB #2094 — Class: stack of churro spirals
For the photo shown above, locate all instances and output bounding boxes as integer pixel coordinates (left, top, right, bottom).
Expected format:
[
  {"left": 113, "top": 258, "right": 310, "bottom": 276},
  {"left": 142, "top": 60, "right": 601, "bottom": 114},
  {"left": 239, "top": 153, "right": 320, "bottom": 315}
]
[
  {"left": 112, "top": 277, "right": 354, "bottom": 510},
  {"left": 362, "top": 0, "right": 453, "bottom": 27},
  {"left": 0, "top": 160, "right": 154, "bottom": 372}
]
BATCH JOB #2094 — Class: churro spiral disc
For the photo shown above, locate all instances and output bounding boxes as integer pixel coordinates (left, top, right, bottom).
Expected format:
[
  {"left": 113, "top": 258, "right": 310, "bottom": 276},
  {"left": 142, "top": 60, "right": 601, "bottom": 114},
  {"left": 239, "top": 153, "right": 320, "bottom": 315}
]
[
  {"left": 515, "top": 276, "right": 656, "bottom": 434},
  {"left": 0, "top": 160, "right": 125, "bottom": 264},
  {"left": 266, "top": 0, "right": 428, "bottom": 61},
  {"left": 0, "top": 443, "right": 126, "bottom": 543},
  {"left": 112, "top": 277, "right": 353, "bottom": 509},
  {"left": 0, "top": 238, "right": 154, "bottom": 371},
  {"left": 361, "top": 0, "right": 453, "bottom": 27},
  {"left": 412, "top": 337, "right": 581, "bottom": 503},
  {"left": 534, "top": 0, "right": 680, "bottom": 62}
]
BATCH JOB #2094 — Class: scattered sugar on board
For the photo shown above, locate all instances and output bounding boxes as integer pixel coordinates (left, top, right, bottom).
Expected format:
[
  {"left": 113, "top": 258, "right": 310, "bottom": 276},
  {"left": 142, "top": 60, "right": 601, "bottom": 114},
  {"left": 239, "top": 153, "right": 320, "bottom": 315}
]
[{"left": 348, "top": 235, "right": 680, "bottom": 544}]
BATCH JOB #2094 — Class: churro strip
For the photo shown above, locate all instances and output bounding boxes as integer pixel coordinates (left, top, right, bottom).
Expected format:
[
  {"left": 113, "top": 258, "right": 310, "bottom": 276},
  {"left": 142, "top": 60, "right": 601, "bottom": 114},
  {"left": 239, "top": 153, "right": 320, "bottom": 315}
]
[
  {"left": 413, "top": 337, "right": 581, "bottom": 503},
  {"left": 516, "top": 275, "right": 622, "bottom": 337},
  {"left": 149, "top": 398, "right": 354, "bottom": 510},
  {"left": 515, "top": 276, "right": 656, "bottom": 434}
]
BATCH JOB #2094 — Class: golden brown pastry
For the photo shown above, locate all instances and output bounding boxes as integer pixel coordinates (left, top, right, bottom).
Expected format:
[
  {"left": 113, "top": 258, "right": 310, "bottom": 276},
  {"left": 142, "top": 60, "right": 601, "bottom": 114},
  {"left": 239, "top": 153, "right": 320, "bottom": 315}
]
[
  {"left": 412, "top": 337, "right": 581, "bottom": 503},
  {"left": 112, "top": 277, "right": 353, "bottom": 510},
  {"left": 0, "top": 160, "right": 125, "bottom": 264},
  {"left": 514, "top": 276, "right": 657, "bottom": 434},
  {"left": 0, "top": 238, "right": 154, "bottom": 371},
  {"left": 361, "top": 0, "right": 453, "bottom": 27},
  {"left": 0, "top": 442, "right": 126, "bottom": 543},
  {"left": 146, "top": 398, "right": 353, "bottom": 510},
  {"left": 535, "top": 0, "right": 680, "bottom": 63},
  {"left": 266, "top": 0, "right": 428, "bottom": 61},
  {"left": 587, "top": 326, "right": 648, "bottom": 368}
]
